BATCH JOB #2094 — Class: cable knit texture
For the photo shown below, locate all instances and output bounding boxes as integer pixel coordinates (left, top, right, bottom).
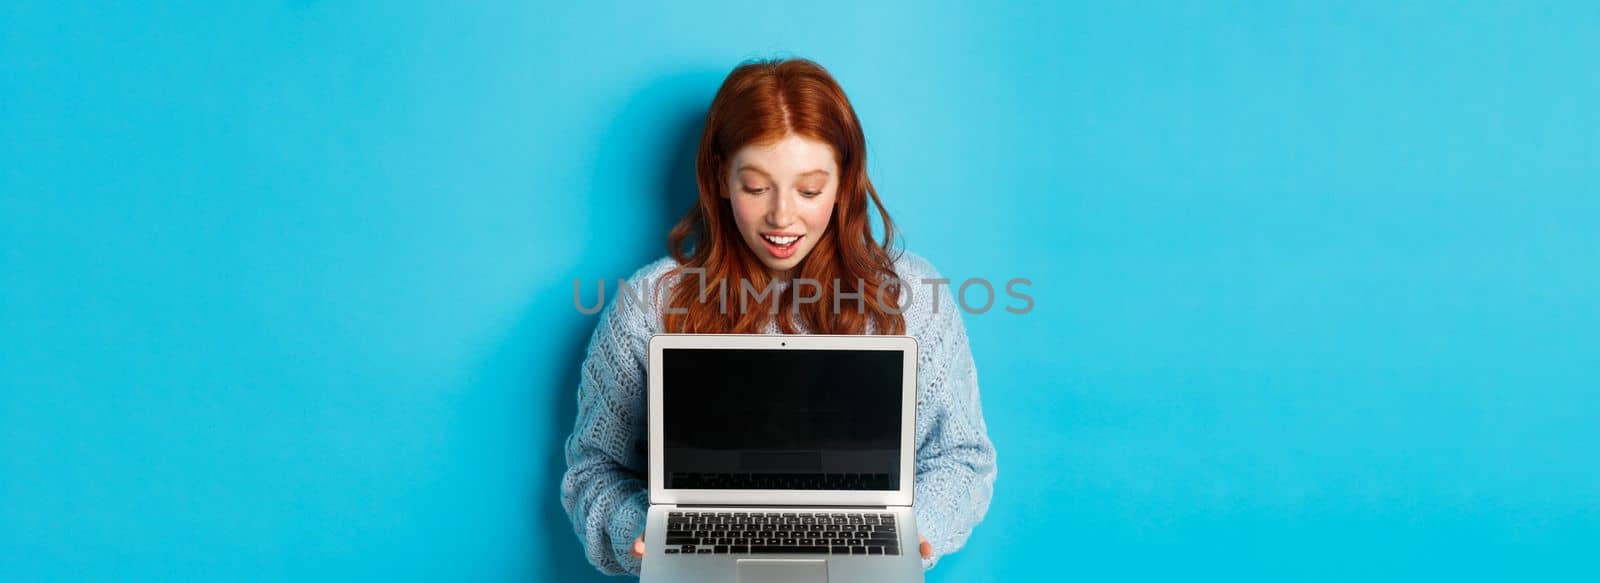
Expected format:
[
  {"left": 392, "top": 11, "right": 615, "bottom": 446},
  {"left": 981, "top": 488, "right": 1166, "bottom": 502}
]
[{"left": 560, "top": 251, "right": 998, "bottom": 576}]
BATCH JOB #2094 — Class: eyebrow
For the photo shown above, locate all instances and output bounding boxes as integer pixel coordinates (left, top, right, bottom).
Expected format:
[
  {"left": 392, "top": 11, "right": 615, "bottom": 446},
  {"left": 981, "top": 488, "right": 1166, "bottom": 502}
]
[{"left": 736, "top": 164, "right": 830, "bottom": 179}]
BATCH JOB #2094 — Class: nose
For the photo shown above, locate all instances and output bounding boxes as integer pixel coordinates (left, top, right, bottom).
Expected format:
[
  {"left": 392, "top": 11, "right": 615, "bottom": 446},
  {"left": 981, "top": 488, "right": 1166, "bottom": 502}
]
[{"left": 765, "top": 190, "right": 795, "bottom": 227}]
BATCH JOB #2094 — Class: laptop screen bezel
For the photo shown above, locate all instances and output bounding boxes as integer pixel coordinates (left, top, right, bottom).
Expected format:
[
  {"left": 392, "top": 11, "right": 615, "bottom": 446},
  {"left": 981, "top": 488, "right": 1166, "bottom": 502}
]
[{"left": 648, "top": 333, "right": 917, "bottom": 507}]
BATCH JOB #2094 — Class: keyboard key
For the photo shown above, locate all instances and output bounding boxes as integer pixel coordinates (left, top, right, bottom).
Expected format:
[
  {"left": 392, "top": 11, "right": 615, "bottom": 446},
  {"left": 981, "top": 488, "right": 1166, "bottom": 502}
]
[
  {"left": 714, "top": 546, "right": 729, "bottom": 554},
  {"left": 664, "top": 549, "right": 679, "bottom": 554},
  {"left": 751, "top": 546, "right": 823, "bottom": 554}
]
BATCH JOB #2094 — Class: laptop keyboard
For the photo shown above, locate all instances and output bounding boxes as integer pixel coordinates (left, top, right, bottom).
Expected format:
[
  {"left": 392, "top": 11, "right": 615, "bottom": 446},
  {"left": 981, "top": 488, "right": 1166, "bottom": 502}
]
[{"left": 662, "top": 511, "right": 900, "bottom": 556}]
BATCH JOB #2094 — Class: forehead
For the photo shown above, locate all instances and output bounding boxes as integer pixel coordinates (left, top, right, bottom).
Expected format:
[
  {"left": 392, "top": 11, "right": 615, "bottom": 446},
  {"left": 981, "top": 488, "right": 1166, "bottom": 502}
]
[{"left": 732, "top": 135, "right": 838, "bottom": 176}]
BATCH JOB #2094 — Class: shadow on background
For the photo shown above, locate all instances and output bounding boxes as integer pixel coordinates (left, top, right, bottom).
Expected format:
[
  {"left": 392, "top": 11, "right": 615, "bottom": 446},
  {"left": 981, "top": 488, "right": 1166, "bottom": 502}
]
[{"left": 533, "top": 69, "right": 720, "bottom": 581}]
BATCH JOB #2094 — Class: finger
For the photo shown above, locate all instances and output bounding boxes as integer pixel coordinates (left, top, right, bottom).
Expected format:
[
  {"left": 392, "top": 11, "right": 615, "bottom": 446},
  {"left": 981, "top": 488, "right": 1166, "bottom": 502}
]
[
  {"left": 631, "top": 537, "right": 646, "bottom": 559},
  {"left": 918, "top": 536, "right": 932, "bottom": 560}
]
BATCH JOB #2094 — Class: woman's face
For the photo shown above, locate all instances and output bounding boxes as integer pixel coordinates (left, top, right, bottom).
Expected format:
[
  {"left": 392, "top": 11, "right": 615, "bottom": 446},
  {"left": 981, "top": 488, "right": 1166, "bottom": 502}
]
[{"left": 723, "top": 134, "right": 838, "bottom": 278}]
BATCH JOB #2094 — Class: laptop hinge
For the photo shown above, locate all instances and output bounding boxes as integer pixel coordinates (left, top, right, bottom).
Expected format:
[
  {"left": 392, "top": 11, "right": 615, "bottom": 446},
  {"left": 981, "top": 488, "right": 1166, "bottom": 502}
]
[{"left": 671, "top": 503, "right": 893, "bottom": 509}]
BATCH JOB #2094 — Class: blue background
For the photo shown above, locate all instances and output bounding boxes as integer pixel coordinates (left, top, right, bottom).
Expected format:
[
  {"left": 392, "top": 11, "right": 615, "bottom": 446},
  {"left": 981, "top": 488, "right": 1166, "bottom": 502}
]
[{"left": 3, "top": 2, "right": 1597, "bottom": 581}]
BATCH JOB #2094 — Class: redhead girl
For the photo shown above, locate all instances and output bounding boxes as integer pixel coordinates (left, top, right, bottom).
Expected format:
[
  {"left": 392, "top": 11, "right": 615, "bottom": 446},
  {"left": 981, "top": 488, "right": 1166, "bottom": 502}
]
[{"left": 561, "top": 58, "right": 996, "bottom": 576}]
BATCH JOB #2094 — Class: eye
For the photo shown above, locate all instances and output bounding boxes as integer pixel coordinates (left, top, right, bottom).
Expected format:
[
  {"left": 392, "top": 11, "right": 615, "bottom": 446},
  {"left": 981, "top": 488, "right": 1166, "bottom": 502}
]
[
  {"left": 800, "top": 190, "right": 822, "bottom": 197},
  {"left": 742, "top": 186, "right": 770, "bottom": 195}
]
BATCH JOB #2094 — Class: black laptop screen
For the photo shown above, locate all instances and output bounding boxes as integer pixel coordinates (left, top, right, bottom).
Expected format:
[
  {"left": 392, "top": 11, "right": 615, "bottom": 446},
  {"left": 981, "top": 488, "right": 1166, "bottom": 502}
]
[{"left": 661, "top": 347, "right": 903, "bottom": 491}]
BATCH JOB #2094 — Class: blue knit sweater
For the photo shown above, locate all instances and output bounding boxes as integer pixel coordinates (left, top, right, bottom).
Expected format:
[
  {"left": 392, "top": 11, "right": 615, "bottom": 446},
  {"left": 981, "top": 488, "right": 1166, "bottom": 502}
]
[{"left": 560, "top": 251, "right": 997, "bottom": 576}]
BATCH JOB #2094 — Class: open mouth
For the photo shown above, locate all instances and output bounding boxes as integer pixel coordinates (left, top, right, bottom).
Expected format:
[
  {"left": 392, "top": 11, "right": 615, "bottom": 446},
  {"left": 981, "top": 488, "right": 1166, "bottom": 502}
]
[{"left": 760, "top": 233, "right": 803, "bottom": 259}]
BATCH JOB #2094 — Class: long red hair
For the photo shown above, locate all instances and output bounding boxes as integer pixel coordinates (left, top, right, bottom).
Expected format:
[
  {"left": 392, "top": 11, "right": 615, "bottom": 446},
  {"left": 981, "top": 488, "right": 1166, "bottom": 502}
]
[{"left": 662, "top": 58, "right": 905, "bottom": 335}]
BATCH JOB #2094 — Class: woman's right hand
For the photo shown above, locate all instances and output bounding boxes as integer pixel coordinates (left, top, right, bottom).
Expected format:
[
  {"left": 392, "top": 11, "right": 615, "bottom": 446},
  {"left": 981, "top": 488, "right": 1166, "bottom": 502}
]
[{"left": 630, "top": 536, "right": 646, "bottom": 559}]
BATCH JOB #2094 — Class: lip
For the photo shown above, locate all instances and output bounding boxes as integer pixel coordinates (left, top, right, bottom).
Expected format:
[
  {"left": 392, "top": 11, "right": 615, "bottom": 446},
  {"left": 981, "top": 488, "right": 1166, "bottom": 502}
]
[{"left": 759, "top": 233, "right": 804, "bottom": 259}]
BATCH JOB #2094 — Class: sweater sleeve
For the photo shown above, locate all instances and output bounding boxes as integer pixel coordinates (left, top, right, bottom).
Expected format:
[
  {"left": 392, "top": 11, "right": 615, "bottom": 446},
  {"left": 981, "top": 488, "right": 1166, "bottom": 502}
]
[
  {"left": 908, "top": 263, "right": 999, "bottom": 571},
  {"left": 559, "top": 267, "right": 661, "bottom": 576}
]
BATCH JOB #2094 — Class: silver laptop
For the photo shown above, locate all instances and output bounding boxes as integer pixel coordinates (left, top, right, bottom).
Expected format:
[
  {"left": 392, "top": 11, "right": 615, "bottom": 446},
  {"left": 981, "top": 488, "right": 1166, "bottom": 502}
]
[{"left": 641, "top": 333, "right": 924, "bottom": 583}]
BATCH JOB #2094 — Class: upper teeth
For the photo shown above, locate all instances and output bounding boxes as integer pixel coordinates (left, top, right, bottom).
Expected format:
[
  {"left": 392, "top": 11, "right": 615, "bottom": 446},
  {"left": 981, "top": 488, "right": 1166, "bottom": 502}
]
[{"left": 763, "top": 234, "right": 800, "bottom": 245}]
